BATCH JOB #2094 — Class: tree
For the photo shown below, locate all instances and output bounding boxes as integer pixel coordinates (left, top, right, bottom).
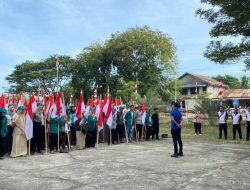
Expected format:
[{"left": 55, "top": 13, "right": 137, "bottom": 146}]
[
  {"left": 240, "top": 75, "right": 250, "bottom": 88},
  {"left": 212, "top": 75, "right": 240, "bottom": 89},
  {"left": 196, "top": 0, "right": 250, "bottom": 67},
  {"left": 194, "top": 99, "right": 221, "bottom": 126},
  {"left": 72, "top": 26, "right": 177, "bottom": 100},
  {"left": 6, "top": 55, "right": 75, "bottom": 93},
  {"left": 105, "top": 26, "right": 177, "bottom": 97}
]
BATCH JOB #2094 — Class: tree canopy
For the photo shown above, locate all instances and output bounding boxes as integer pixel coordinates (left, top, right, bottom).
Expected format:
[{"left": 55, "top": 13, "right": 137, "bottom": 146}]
[
  {"left": 6, "top": 55, "right": 74, "bottom": 93},
  {"left": 196, "top": 0, "right": 250, "bottom": 67}
]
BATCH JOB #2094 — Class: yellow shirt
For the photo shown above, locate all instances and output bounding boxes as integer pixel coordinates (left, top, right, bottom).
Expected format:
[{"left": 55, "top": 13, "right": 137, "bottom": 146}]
[{"left": 13, "top": 113, "right": 25, "bottom": 135}]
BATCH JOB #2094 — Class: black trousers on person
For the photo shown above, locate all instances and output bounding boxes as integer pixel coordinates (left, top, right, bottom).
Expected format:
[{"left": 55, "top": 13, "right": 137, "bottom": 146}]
[
  {"left": 246, "top": 121, "right": 250, "bottom": 141},
  {"left": 0, "top": 134, "right": 4, "bottom": 158},
  {"left": 171, "top": 128, "right": 183, "bottom": 155},
  {"left": 5, "top": 125, "right": 13, "bottom": 154},
  {"left": 146, "top": 126, "right": 151, "bottom": 140},
  {"left": 85, "top": 130, "right": 97, "bottom": 148},
  {"left": 152, "top": 125, "right": 159, "bottom": 139},
  {"left": 135, "top": 124, "right": 143, "bottom": 140},
  {"left": 49, "top": 133, "right": 58, "bottom": 151},
  {"left": 116, "top": 124, "right": 125, "bottom": 142},
  {"left": 70, "top": 124, "right": 76, "bottom": 145},
  {"left": 31, "top": 122, "right": 45, "bottom": 153},
  {"left": 219, "top": 123, "right": 227, "bottom": 139},
  {"left": 194, "top": 123, "right": 202, "bottom": 134},
  {"left": 233, "top": 124, "right": 243, "bottom": 140},
  {"left": 108, "top": 128, "right": 117, "bottom": 144}
]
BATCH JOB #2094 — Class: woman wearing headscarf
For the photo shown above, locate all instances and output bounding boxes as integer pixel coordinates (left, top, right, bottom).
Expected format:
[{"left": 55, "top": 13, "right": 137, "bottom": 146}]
[
  {"left": 0, "top": 108, "right": 8, "bottom": 159},
  {"left": 85, "top": 107, "right": 97, "bottom": 148},
  {"left": 10, "top": 106, "right": 27, "bottom": 158},
  {"left": 5, "top": 104, "right": 15, "bottom": 154}
]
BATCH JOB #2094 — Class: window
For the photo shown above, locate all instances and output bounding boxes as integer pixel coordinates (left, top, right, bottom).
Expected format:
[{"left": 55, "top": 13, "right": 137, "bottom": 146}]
[
  {"left": 203, "top": 87, "right": 207, "bottom": 92},
  {"left": 190, "top": 87, "right": 199, "bottom": 94},
  {"left": 182, "top": 88, "right": 188, "bottom": 95}
]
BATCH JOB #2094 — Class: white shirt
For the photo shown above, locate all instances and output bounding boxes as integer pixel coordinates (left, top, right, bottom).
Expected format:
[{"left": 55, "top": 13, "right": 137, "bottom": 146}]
[
  {"left": 218, "top": 111, "right": 227, "bottom": 124},
  {"left": 246, "top": 111, "right": 250, "bottom": 121},
  {"left": 232, "top": 113, "right": 241, "bottom": 125}
]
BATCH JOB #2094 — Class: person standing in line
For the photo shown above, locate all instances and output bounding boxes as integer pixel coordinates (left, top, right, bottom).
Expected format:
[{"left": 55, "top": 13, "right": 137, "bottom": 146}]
[
  {"left": 193, "top": 111, "right": 202, "bottom": 135},
  {"left": 217, "top": 106, "right": 228, "bottom": 139},
  {"left": 231, "top": 107, "right": 243, "bottom": 140},
  {"left": 134, "top": 105, "right": 143, "bottom": 141},
  {"left": 125, "top": 105, "right": 135, "bottom": 142},
  {"left": 145, "top": 108, "right": 152, "bottom": 140},
  {"left": 246, "top": 106, "right": 250, "bottom": 141},
  {"left": 108, "top": 108, "right": 117, "bottom": 145},
  {"left": 0, "top": 108, "right": 8, "bottom": 159},
  {"left": 69, "top": 106, "right": 76, "bottom": 145},
  {"left": 152, "top": 108, "right": 159, "bottom": 140},
  {"left": 85, "top": 108, "right": 97, "bottom": 148},
  {"left": 10, "top": 106, "right": 27, "bottom": 158},
  {"left": 170, "top": 102, "right": 183, "bottom": 158},
  {"left": 5, "top": 105, "right": 15, "bottom": 154},
  {"left": 49, "top": 114, "right": 59, "bottom": 153},
  {"left": 116, "top": 106, "right": 125, "bottom": 143}
]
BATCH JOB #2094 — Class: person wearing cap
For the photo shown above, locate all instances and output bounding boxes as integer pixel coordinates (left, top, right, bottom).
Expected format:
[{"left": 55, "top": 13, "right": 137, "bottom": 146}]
[
  {"left": 116, "top": 105, "right": 125, "bottom": 143},
  {"left": 231, "top": 107, "right": 243, "bottom": 140},
  {"left": 152, "top": 108, "right": 159, "bottom": 140},
  {"left": 217, "top": 106, "right": 228, "bottom": 139},
  {"left": 85, "top": 107, "right": 97, "bottom": 148},
  {"left": 246, "top": 106, "right": 250, "bottom": 141},
  {"left": 170, "top": 102, "right": 183, "bottom": 158},
  {"left": 125, "top": 105, "right": 135, "bottom": 142},
  {"left": 134, "top": 105, "right": 143, "bottom": 141},
  {"left": 0, "top": 108, "right": 8, "bottom": 159},
  {"left": 31, "top": 103, "right": 45, "bottom": 154},
  {"left": 10, "top": 106, "right": 27, "bottom": 158}
]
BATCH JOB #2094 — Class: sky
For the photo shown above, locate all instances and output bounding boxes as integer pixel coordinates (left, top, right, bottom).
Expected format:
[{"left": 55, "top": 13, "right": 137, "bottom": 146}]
[{"left": 0, "top": 0, "right": 246, "bottom": 90}]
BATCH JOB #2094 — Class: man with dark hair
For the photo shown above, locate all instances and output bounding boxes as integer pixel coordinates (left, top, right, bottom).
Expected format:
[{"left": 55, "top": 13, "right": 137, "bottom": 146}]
[
  {"left": 170, "top": 102, "right": 183, "bottom": 158},
  {"left": 152, "top": 108, "right": 159, "bottom": 140},
  {"left": 125, "top": 105, "right": 135, "bottom": 142},
  {"left": 231, "top": 107, "right": 243, "bottom": 140}
]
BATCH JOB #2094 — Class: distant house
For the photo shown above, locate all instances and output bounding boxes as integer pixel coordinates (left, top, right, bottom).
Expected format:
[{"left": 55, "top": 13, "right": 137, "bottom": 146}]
[
  {"left": 178, "top": 72, "right": 228, "bottom": 110},
  {"left": 223, "top": 89, "right": 250, "bottom": 108}
]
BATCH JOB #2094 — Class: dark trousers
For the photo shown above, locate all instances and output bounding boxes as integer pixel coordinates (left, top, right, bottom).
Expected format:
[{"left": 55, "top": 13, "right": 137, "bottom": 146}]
[
  {"left": 135, "top": 124, "right": 143, "bottom": 140},
  {"left": 171, "top": 129, "right": 183, "bottom": 155},
  {"left": 5, "top": 125, "right": 13, "bottom": 154},
  {"left": 233, "top": 124, "right": 242, "bottom": 140},
  {"left": 146, "top": 127, "right": 151, "bottom": 140},
  {"left": 108, "top": 128, "right": 117, "bottom": 144},
  {"left": 116, "top": 124, "right": 125, "bottom": 142},
  {"left": 246, "top": 121, "right": 250, "bottom": 141},
  {"left": 86, "top": 130, "right": 97, "bottom": 148},
  {"left": 60, "top": 132, "right": 67, "bottom": 149},
  {"left": 0, "top": 135, "right": 4, "bottom": 157},
  {"left": 219, "top": 123, "right": 227, "bottom": 139},
  {"left": 70, "top": 124, "right": 76, "bottom": 145},
  {"left": 31, "top": 122, "right": 45, "bottom": 153},
  {"left": 194, "top": 123, "right": 202, "bottom": 134},
  {"left": 152, "top": 125, "right": 159, "bottom": 139},
  {"left": 49, "top": 133, "right": 58, "bottom": 151}
]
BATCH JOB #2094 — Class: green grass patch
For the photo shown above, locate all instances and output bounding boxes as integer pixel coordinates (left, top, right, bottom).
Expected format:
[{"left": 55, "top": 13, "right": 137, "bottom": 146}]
[{"left": 159, "top": 117, "right": 250, "bottom": 145}]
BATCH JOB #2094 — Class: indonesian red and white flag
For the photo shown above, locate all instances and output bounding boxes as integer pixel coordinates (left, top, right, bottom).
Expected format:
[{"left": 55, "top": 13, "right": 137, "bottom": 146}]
[
  {"left": 17, "top": 93, "right": 24, "bottom": 108},
  {"left": 5, "top": 94, "right": 9, "bottom": 110},
  {"left": 11, "top": 90, "right": 15, "bottom": 105},
  {"left": 96, "top": 99, "right": 103, "bottom": 131},
  {"left": 105, "top": 97, "right": 113, "bottom": 127},
  {"left": 45, "top": 93, "right": 54, "bottom": 119},
  {"left": 0, "top": 93, "right": 5, "bottom": 108},
  {"left": 75, "top": 90, "right": 85, "bottom": 121},
  {"left": 51, "top": 91, "right": 63, "bottom": 118},
  {"left": 84, "top": 99, "right": 94, "bottom": 118},
  {"left": 25, "top": 93, "right": 36, "bottom": 140},
  {"left": 93, "top": 89, "right": 98, "bottom": 106},
  {"left": 218, "top": 80, "right": 223, "bottom": 97}
]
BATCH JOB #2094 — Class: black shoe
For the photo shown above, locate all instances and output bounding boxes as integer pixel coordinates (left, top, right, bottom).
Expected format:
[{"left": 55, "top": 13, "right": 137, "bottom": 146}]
[
  {"left": 171, "top": 154, "right": 178, "bottom": 158},
  {"left": 178, "top": 152, "right": 184, "bottom": 156},
  {"left": 31, "top": 152, "right": 35, "bottom": 155}
]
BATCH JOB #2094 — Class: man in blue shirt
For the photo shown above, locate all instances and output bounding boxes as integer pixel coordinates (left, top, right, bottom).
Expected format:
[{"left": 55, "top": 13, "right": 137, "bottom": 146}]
[{"left": 170, "top": 102, "right": 183, "bottom": 158}]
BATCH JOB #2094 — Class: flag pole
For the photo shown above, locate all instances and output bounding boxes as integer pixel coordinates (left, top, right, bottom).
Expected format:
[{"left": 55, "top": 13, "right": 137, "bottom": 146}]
[
  {"left": 28, "top": 140, "right": 31, "bottom": 156},
  {"left": 44, "top": 117, "right": 48, "bottom": 155},
  {"left": 56, "top": 56, "right": 60, "bottom": 153}
]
